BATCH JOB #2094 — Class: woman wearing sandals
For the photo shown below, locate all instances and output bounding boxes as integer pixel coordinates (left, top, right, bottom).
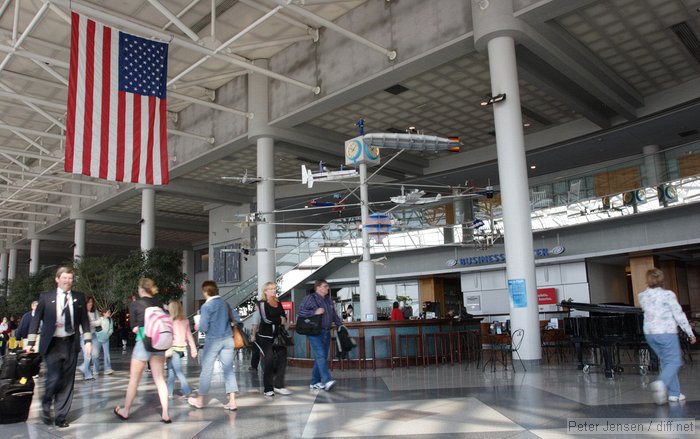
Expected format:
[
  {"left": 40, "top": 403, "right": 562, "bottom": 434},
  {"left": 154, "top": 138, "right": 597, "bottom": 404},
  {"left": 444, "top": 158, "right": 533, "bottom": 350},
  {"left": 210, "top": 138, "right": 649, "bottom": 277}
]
[
  {"left": 167, "top": 300, "right": 198, "bottom": 399},
  {"left": 255, "top": 281, "right": 291, "bottom": 397},
  {"left": 188, "top": 280, "right": 239, "bottom": 411},
  {"left": 114, "top": 278, "right": 171, "bottom": 423}
]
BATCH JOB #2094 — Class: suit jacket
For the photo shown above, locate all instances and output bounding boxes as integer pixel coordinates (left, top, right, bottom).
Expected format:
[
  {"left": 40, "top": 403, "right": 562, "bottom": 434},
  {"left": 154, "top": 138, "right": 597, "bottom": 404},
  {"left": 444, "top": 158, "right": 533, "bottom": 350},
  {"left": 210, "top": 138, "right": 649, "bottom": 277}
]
[{"left": 27, "top": 289, "right": 91, "bottom": 355}]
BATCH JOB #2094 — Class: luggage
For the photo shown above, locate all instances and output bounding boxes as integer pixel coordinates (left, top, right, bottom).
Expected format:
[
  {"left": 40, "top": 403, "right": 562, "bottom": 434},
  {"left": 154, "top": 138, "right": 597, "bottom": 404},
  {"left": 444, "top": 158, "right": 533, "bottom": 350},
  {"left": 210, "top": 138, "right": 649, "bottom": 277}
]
[
  {"left": 0, "top": 352, "right": 41, "bottom": 380},
  {"left": 0, "top": 378, "right": 34, "bottom": 424}
]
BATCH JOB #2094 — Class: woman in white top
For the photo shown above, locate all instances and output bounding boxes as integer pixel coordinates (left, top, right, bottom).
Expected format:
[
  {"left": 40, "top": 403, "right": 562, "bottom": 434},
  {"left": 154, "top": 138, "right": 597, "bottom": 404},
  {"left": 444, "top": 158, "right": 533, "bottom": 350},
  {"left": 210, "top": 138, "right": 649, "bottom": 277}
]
[
  {"left": 80, "top": 297, "right": 99, "bottom": 380},
  {"left": 638, "top": 268, "right": 696, "bottom": 404}
]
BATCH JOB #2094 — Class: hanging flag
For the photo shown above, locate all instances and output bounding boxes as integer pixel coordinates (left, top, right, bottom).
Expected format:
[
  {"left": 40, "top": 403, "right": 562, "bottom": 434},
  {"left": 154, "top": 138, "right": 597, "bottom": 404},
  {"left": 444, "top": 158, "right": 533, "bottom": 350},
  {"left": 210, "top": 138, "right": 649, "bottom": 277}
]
[{"left": 65, "top": 12, "right": 169, "bottom": 185}]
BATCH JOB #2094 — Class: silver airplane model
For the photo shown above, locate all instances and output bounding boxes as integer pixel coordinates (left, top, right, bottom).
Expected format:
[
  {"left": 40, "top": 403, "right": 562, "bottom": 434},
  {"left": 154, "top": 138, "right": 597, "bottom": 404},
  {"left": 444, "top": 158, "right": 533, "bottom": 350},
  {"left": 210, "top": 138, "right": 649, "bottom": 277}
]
[
  {"left": 301, "top": 161, "right": 358, "bottom": 188},
  {"left": 390, "top": 186, "right": 442, "bottom": 205}
]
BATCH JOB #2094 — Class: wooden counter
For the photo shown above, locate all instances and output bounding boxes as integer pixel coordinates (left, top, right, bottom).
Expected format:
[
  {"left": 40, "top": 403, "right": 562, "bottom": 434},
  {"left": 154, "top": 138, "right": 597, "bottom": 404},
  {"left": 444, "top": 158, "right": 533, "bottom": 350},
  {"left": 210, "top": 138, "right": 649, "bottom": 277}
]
[{"left": 288, "top": 318, "right": 482, "bottom": 369}]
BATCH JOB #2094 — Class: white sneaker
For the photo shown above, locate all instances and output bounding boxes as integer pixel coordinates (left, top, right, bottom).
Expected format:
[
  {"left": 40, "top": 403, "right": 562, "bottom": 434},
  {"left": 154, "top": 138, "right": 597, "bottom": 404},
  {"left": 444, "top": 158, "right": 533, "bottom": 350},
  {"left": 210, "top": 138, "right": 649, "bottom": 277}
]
[
  {"left": 323, "top": 380, "right": 336, "bottom": 391},
  {"left": 263, "top": 391, "right": 275, "bottom": 397},
  {"left": 104, "top": 369, "right": 114, "bottom": 375},
  {"left": 274, "top": 387, "right": 291, "bottom": 395},
  {"left": 668, "top": 393, "right": 686, "bottom": 402},
  {"left": 650, "top": 380, "right": 667, "bottom": 405},
  {"left": 309, "top": 383, "right": 324, "bottom": 390}
]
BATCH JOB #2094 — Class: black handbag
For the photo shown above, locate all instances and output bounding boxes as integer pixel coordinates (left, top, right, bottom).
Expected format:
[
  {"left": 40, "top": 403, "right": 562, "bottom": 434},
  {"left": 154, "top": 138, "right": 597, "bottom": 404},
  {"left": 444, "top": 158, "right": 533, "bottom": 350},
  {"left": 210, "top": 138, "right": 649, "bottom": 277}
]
[
  {"left": 273, "top": 326, "right": 294, "bottom": 347},
  {"left": 295, "top": 314, "right": 322, "bottom": 336}
]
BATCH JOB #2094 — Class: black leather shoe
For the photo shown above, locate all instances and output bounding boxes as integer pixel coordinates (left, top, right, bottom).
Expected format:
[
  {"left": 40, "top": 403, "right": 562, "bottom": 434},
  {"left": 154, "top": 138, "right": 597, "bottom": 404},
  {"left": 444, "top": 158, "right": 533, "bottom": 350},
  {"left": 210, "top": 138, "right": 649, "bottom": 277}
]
[{"left": 55, "top": 420, "right": 70, "bottom": 428}]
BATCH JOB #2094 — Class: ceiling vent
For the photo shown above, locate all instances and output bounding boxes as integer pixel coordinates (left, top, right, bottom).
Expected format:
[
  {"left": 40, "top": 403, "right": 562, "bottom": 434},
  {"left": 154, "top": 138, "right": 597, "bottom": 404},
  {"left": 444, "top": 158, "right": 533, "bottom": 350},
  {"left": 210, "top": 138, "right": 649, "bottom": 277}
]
[
  {"left": 670, "top": 22, "right": 700, "bottom": 65},
  {"left": 384, "top": 84, "right": 409, "bottom": 95},
  {"left": 678, "top": 129, "right": 699, "bottom": 137}
]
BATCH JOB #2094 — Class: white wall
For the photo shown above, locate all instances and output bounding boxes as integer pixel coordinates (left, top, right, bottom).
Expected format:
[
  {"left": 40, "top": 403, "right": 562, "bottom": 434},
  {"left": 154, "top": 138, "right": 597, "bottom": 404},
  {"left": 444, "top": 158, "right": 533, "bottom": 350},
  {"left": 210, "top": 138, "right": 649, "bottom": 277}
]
[{"left": 461, "top": 262, "right": 590, "bottom": 316}]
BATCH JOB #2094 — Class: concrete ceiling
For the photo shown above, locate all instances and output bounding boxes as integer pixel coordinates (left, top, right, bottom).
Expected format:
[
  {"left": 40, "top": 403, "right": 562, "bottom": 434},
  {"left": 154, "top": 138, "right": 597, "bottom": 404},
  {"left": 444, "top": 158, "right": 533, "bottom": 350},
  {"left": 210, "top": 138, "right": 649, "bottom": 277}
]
[{"left": 1, "top": 0, "right": 700, "bottom": 267}]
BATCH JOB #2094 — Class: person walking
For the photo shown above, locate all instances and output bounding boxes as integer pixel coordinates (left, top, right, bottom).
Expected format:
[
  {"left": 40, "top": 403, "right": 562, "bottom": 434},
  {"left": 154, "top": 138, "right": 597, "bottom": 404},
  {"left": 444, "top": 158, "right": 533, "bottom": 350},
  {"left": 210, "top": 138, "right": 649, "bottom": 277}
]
[
  {"left": 94, "top": 308, "right": 114, "bottom": 375},
  {"left": 166, "top": 300, "right": 197, "bottom": 399},
  {"left": 638, "top": 268, "right": 696, "bottom": 404},
  {"left": 114, "top": 278, "right": 171, "bottom": 423},
  {"left": 298, "top": 279, "right": 342, "bottom": 391},
  {"left": 255, "top": 281, "right": 291, "bottom": 397},
  {"left": 79, "top": 297, "right": 99, "bottom": 380},
  {"left": 24, "top": 267, "right": 93, "bottom": 428},
  {"left": 15, "top": 301, "right": 39, "bottom": 347},
  {"left": 187, "top": 280, "right": 238, "bottom": 411}
]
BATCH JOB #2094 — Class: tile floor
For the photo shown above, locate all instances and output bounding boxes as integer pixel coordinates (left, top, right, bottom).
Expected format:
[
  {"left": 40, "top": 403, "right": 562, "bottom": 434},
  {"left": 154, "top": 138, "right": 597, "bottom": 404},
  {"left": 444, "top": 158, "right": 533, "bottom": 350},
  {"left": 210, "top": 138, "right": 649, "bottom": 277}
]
[{"left": 3, "top": 348, "right": 699, "bottom": 438}]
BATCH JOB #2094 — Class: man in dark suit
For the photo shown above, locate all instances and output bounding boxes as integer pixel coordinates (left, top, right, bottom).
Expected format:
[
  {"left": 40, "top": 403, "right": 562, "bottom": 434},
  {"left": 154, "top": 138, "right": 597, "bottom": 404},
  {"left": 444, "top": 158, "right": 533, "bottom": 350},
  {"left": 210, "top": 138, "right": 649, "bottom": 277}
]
[{"left": 25, "top": 266, "right": 92, "bottom": 428}]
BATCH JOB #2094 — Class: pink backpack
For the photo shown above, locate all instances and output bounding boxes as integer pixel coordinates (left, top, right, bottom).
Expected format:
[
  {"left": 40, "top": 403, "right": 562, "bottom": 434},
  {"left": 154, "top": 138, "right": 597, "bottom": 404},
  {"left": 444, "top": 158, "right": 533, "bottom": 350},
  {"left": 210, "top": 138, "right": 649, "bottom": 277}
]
[{"left": 143, "top": 306, "right": 173, "bottom": 352}]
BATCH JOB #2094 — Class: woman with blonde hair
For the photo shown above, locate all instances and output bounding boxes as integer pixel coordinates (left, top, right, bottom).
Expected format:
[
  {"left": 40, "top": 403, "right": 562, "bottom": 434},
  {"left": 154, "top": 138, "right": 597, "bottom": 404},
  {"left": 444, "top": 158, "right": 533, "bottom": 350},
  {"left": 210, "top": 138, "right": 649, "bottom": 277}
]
[
  {"left": 114, "top": 278, "right": 171, "bottom": 423},
  {"left": 639, "top": 268, "right": 696, "bottom": 404},
  {"left": 166, "top": 300, "right": 197, "bottom": 398},
  {"left": 255, "top": 281, "right": 291, "bottom": 397}
]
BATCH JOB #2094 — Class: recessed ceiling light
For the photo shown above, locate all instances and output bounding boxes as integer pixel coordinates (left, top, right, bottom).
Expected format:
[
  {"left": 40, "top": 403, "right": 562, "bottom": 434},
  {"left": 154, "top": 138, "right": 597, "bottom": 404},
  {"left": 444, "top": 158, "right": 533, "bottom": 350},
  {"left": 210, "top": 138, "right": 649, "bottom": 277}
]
[
  {"left": 523, "top": 122, "right": 531, "bottom": 127},
  {"left": 530, "top": 165, "right": 536, "bottom": 169}
]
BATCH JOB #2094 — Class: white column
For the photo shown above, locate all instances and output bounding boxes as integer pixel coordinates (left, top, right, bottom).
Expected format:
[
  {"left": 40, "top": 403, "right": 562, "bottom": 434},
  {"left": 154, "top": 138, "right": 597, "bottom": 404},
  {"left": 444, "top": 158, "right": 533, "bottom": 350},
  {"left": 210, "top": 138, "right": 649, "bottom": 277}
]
[
  {"left": 74, "top": 218, "right": 86, "bottom": 261},
  {"left": 140, "top": 187, "right": 156, "bottom": 251},
  {"left": 7, "top": 248, "right": 17, "bottom": 281},
  {"left": 249, "top": 59, "right": 276, "bottom": 286},
  {"left": 0, "top": 251, "right": 8, "bottom": 285},
  {"left": 473, "top": 0, "right": 540, "bottom": 361},
  {"left": 29, "top": 239, "right": 40, "bottom": 274},
  {"left": 358, "top": 163, "right": 376, "bottom": 320},
  {"left": 643, "top": 144, "right": 663, "bottom": 186}
]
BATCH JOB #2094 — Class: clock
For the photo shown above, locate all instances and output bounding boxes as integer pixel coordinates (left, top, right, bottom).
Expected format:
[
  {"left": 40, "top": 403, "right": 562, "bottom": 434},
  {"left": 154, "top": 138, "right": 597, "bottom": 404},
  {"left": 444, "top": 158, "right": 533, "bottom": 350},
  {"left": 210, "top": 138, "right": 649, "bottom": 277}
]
[
  {"left": 344, "top": 136, "right": 380, "bottom": 166},
  {"left": 345, "top": 139, "right": 362, "bottom": 164},
  {"left": 364, "top": 144, "right": 380, "bottom": 161}
]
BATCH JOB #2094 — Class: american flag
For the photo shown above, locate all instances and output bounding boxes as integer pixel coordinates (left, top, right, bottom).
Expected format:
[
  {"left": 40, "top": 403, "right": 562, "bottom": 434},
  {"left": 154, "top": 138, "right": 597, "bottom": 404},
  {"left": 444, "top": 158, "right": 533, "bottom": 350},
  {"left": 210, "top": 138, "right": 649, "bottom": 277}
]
[{"left": 65, "top": 12, "right": 169, "bottom": 185}]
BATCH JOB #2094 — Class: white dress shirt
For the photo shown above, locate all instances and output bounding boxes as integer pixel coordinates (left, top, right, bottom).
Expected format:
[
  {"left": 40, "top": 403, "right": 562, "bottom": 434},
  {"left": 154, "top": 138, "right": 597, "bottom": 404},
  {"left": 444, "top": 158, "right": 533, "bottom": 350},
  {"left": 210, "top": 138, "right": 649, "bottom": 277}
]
[{"left": 53, "top": 288, "right": 75, "bottom": 337}]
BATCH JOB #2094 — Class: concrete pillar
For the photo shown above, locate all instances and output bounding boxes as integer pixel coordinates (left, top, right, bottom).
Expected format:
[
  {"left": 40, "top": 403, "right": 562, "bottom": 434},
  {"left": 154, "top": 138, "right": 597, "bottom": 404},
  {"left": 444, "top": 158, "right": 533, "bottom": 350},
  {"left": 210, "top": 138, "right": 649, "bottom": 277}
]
[
  {"left": 643, "top": 144, "right": 663, "bottom": 186},
  {"left": 473, "top": 0, "right": 540, "bottom": 361},
  {"left": 74, "top": 218, "right": 86, "bottom": 261},
  {"left": 0, "top": 250, "right": 7, "bottom": 286},
  {"left": 249, "top": 59, "right": 276, "bottom": 287},
  {"left": 140, "top": 187, "right": 156, "bottom": 251},
  {"left": 358, "top": 163, "right": 377, "bottom": 320},
  {"left": 29, "top": 239, "right": 40, "bottom": 274},
  {"left": 7, "top": 248, "right": 17, "bottom": 281}
]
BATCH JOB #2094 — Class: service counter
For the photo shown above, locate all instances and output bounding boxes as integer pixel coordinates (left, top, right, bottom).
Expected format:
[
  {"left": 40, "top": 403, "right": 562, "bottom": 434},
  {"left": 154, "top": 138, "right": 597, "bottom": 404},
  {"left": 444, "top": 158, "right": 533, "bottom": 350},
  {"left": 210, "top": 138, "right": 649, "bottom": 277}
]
[{"left": 288, "top": 318, "right": 482, "bottom": 369}]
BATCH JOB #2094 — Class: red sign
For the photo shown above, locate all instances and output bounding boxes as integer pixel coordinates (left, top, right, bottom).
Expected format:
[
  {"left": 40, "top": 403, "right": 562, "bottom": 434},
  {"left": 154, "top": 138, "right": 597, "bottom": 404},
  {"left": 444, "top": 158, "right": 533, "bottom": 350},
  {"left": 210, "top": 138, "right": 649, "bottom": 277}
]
[
  {"left": 282, "top": 301, "right": 294, "bottom": 322},
  {"left": 537, "top": 288, "right": 557, "bottom": 305}
]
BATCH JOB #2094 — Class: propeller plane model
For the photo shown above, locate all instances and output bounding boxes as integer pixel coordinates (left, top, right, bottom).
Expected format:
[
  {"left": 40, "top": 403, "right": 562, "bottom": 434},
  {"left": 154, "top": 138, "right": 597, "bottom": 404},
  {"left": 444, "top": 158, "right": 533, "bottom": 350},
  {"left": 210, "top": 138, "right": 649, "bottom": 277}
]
[{"left": 301, "top": 162, "right": 358, "bottom": 188}]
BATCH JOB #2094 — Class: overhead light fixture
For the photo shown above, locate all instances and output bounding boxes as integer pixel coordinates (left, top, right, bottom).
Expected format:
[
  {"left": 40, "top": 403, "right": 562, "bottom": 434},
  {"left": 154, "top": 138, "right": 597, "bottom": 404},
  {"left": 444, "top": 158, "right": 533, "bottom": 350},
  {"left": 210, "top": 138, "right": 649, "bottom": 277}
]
[
  {"left": 530, "top": 165, "right": 536, "bottom": 169},
  {"left": 480, "top": 93, "right": 506, "bottom": 106}
]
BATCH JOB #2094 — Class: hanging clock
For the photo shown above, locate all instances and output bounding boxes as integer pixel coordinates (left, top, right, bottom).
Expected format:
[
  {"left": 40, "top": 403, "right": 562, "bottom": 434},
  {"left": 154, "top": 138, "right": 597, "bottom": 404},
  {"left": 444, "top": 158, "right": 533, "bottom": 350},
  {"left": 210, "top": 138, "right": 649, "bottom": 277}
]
[
  {"left": 344, "top": 136, "right": 380, "bottom": 166},
  {"left": 344, "top": 139, "right": 362, "bottom": 165}
]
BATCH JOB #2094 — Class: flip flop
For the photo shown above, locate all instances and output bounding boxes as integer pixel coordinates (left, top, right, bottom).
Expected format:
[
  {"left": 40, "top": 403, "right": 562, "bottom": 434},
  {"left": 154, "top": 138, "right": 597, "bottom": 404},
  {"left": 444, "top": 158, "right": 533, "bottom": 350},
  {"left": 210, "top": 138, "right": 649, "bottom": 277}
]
[
  {"left": 113, "top": 407, "right": 128, "bottom": 421},
  {"left": 223, "top": 404, "right": 238, "bottom": 411}
]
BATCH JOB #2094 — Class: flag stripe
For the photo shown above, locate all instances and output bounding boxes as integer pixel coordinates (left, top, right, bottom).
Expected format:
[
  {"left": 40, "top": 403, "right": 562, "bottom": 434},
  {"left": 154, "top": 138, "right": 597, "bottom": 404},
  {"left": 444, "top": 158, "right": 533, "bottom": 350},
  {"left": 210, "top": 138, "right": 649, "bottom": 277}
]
[{"left": 65, "top": 12, "right": 169, "bottom": 185}]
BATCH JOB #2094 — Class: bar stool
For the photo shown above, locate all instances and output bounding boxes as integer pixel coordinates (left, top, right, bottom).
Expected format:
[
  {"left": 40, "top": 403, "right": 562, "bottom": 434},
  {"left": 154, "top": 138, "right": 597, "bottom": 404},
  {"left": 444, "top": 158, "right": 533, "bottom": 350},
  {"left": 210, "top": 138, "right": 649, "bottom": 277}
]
[
  {"left": 398, "top": 334, "right": 423, "bottom": 367},
  {"left": 338, "top": 336, "right": 365, "bottom": 371},
  {"left": 424, "top": 332, "right": 452, "bottom": 366},
  {"left": 371, "top": 335, "right": 394, "bottom": 370}
]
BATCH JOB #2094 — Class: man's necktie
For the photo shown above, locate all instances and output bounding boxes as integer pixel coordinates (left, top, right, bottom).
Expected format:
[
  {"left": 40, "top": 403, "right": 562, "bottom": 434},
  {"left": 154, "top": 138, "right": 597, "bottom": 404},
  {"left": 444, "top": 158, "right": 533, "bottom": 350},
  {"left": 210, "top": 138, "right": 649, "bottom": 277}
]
[{"left": 63, "top": 292, "right": 73, "bottom": 334}]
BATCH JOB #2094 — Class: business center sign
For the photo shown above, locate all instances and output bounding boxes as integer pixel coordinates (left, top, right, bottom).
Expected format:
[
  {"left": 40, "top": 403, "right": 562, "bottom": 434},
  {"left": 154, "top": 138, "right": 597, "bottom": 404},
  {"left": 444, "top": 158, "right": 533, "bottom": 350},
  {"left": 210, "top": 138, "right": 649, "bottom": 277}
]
[{"left": 446, "top": 245, "right": 565, "bottom": 267}]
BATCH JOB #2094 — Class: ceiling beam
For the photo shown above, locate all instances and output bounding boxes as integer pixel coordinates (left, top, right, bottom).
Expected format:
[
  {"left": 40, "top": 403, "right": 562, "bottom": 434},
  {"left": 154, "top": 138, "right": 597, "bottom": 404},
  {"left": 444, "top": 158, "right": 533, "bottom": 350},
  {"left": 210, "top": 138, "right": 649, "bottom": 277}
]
[
  {"left": 155, "top": 178, "right": 255, "bottom": 205},
  {"left": 76, "top": 211, "right": 208, "bottom": 234}
]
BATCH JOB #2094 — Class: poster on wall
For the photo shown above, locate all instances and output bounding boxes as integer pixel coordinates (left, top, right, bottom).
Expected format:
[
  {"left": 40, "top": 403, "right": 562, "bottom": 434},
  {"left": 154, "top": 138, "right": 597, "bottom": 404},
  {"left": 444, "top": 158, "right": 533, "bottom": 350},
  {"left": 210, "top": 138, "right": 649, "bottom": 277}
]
[
  {"left": 213, "top": 243, "right": 241, "bottom": 284},
  {"left": 508, "top": 279, "right": 527, "bottom": 308}
]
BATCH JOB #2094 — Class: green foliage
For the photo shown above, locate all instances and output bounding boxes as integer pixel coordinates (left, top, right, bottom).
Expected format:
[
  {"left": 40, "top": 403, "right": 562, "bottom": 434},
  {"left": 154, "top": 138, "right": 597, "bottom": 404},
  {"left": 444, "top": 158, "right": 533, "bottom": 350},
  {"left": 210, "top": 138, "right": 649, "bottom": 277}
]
[
  {"left": 0, "top": 271, "right": 55, "bottom": 317},
  {"left": 72, "top": 248, "right": 187, "bottom": 313}
]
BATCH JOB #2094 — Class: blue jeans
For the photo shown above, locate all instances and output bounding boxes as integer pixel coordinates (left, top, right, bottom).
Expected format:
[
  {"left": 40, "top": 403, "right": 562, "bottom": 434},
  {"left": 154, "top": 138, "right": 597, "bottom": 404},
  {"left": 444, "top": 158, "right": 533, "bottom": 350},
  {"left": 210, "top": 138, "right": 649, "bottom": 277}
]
[
  {"left": 80, "top": 333, "right": 96, "bottom": 378},
  {"left": 198, "top": 336, "right": 238, "bottom": 396},
  {"left": 167, "top": 350, "right": 192, "bottom": 396},
  {"left": 645, "top": 333, "right": 683, "bottom": 396},
  {"left": 92, "top": 338, "right": 112, "bottom": 372},
  {"left": 308, "top": 329, "right": 332, "bottom": 385}
]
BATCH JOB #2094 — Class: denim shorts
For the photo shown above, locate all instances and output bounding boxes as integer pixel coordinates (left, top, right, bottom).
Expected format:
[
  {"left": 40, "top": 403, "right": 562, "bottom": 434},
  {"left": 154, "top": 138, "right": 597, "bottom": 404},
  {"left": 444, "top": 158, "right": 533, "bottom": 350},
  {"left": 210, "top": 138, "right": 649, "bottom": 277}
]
[{"left": 132, "top": 340, "right": 165, "bottom": 362}]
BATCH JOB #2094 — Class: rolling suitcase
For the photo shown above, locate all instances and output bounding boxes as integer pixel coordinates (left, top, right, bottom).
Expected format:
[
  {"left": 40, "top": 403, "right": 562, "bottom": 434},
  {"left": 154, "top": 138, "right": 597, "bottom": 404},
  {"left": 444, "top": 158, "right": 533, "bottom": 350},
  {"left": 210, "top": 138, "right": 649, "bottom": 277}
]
[
  {"left": 0, "top": 352, "right": 41, "bottom": 380},
  {"left": 0, "top": 378, "right": 34, "bottom": 424}
]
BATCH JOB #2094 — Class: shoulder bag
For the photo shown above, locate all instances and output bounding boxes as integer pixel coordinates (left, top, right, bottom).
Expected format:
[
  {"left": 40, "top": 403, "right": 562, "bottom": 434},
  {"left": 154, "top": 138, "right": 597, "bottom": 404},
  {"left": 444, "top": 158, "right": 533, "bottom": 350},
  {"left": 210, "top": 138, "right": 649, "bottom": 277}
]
[
  {"left": 226, "top": 303, "right": 248, "bottom": 350},
  {"left": 295, "top": 314, "right": 322, "bottom": 336}
]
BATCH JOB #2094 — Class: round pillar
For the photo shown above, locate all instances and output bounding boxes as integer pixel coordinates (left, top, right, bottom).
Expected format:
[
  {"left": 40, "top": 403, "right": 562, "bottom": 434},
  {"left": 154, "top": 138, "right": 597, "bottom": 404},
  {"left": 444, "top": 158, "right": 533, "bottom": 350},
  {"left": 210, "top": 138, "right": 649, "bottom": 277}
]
[
  {"left": 140, "top": 187, "right": 156, "bottom": 251},
  {"left": 29, "top": 239, "right": 40, "bottom": 274},
  {"left": 74, "top": 218, "right": 86, "bottom": 261}
]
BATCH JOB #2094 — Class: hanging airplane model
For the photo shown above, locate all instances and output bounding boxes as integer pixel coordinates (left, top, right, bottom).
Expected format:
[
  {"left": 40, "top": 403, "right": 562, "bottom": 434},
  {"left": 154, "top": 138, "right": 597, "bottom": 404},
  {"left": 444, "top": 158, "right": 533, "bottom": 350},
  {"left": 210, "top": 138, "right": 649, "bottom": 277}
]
[
  {"left": 220, "top": 169, "right": 261, "bottom": 184},
  {"left": 390, "top": 186, "right": 442, "bottom": 205},
  {"left": 301, "top": 162, "right": 358, "bottom": 188}
]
